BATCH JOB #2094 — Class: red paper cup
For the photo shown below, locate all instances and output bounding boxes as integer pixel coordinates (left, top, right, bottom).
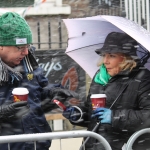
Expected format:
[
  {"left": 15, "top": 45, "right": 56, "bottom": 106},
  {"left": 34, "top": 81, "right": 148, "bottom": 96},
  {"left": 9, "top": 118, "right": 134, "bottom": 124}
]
[
  {"left": 12, "top": 88, "right": 29, "bottom": 102},
  {"left": 90, "top": 94, "right": 106, "bottom": 110}
]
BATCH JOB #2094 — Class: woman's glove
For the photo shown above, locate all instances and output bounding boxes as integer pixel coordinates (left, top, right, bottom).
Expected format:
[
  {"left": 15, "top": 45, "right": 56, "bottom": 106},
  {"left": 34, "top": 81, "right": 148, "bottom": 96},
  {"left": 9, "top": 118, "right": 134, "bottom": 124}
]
[
  {"left": 91, "top": 107, "right": 111, "bottom": 124},
  {"left": 0, "top": 101, "right": 29, "bottom": 122},
  {"left": 62, "top": 106, "right": 83, "bottom": 123}
]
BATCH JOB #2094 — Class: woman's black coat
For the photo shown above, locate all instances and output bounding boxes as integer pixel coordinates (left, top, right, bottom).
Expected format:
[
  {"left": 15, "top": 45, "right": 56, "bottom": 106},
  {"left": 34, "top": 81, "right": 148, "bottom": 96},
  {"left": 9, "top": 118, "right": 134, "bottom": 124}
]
[{"left": 71, "top": 67, "right": 150, "bottom": 150}]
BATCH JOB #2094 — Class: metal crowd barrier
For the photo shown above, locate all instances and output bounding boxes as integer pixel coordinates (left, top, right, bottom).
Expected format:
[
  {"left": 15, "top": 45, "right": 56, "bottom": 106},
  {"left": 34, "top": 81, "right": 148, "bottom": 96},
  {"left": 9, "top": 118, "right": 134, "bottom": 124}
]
[
  {"left": 0, "top": 130, "right": 112, "bottom": 150},
  {"left": 125, "top": 128, "right": 150, "bottom": 150}
]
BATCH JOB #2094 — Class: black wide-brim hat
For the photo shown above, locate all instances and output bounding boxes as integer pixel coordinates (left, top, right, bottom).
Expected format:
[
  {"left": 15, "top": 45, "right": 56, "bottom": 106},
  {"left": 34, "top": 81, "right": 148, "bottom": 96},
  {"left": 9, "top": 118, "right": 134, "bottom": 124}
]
[{"left": 95, "top": 32, "right": 139, "bottom": 59}]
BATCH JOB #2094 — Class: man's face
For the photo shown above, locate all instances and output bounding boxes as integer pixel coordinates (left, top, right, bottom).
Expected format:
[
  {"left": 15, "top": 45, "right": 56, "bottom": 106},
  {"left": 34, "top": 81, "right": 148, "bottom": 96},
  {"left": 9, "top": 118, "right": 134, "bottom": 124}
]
[
  {"left": 102, "top": 53, "right": 124, "bottom": 76},
  {"left": 0, "top": 45, "right": 29, "bottom": 67}
]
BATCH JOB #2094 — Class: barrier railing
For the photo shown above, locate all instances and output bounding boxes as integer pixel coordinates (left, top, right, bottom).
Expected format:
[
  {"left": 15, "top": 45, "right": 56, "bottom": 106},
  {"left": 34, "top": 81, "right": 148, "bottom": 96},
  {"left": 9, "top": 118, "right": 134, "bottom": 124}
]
[
  {"left": 0, "top": 130, "right": 112, "bottom": 150},
  {"left": 124, "top": 128, "right": 150, "bottom": 150},
  {"left": 2, "top": 128, "right": 150, "bottom": 150}
]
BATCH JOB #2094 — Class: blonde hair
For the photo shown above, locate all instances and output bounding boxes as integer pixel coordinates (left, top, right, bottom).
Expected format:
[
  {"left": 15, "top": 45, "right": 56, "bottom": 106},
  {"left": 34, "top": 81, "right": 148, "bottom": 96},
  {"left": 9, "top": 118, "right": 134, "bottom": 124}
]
[
  {"left": 119, "top": 54, "right": 137, "bottom": 71},
  {"left": 97, "top": 53, "right": 137, "bottom": 72}
]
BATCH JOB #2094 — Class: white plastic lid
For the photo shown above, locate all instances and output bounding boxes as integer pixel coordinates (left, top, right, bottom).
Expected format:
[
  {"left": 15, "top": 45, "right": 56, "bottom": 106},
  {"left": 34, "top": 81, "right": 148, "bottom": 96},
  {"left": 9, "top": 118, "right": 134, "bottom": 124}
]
[
  {"left": 90, "top": 94, "right": 106, "bottom": 98},
  {"left": 12, "top": 87, "right": 29, "bottom": 95}
]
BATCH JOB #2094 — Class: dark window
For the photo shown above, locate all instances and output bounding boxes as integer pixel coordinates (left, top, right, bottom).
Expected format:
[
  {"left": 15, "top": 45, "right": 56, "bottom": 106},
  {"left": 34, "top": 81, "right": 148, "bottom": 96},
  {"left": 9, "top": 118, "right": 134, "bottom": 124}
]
[
  {"left": 89, "top": 0, "right": 120, "bottom": 8},
  {"left": 0, "top": 0, "right": 34, "bottom": 7}
]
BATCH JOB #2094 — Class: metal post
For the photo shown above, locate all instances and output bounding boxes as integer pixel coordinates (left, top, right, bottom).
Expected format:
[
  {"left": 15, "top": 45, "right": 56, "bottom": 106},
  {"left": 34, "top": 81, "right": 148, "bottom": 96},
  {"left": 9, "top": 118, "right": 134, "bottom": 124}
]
[
  {"left": 37, "top": 22, "right": 41, "bottom": 49},
  {"left": 120, "top": 0, "right": 122, "bottom": 8},
  {"left": 98, "top": 0, "right": 101, "bottom": 5},
  {"left": 133, "top": 0, "right": 137, "bottom": 23},
  {"left": 146, "top": 0, "right": 150, "bottom": 31},
  {"left": 137, "top": 0, "right": 141, "bottom": 25},
  {"left": 58, "top": 20, "right": 62, "bottom": 48},
  {"left": 142, "top": 0, "right": 145, "bottom": 20},
  {"left": 108, "top": 0, "right": 111, "bottom": 6},
  {"left": 48, "top": 22, "right": 51, "bottom": 49},
  {"left": 125, "top": 0, "right": 129, "bottom": 18},
  {"left": 129, "top": 0, "right": 133, "bottom": 20}
]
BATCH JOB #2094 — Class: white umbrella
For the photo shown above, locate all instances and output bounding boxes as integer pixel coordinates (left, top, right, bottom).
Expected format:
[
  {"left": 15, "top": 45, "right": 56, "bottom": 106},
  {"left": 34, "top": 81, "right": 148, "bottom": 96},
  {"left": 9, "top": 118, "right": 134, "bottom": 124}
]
[{"left": 63, "top": 15, "right": 150, "bottom": 78}]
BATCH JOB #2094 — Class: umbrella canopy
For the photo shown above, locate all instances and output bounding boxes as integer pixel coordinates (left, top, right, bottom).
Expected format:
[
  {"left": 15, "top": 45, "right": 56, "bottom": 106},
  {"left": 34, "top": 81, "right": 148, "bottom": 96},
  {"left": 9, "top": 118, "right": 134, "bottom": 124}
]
[{"left": 63, "top": 15, "right": 150, "bottom": 78}]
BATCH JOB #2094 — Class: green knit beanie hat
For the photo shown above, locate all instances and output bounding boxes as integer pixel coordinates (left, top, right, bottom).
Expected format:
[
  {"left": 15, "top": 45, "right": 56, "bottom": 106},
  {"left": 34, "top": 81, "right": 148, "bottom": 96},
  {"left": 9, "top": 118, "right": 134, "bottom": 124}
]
[{"left": 0, "top": 12, "right": 32, "bottom": 46}]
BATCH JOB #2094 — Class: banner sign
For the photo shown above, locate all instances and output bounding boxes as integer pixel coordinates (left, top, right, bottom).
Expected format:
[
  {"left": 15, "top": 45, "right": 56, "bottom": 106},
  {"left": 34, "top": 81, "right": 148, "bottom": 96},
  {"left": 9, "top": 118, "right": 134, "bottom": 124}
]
[{"left": 35, "top": 50, "right": 86, "bottom": 107}]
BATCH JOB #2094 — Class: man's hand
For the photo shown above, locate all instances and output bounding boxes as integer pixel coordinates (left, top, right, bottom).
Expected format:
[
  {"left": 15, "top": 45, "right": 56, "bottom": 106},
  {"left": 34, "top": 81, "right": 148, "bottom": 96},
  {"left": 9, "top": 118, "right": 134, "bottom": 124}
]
[
  {"left": 41, "top": 88, "right": 79, "bottom": 112},
  {"left": 0, "top": 101, "right": 29, "bottom": 122},
  {"left": 50, "top": 88, "right": 79, "bottom": 103}
]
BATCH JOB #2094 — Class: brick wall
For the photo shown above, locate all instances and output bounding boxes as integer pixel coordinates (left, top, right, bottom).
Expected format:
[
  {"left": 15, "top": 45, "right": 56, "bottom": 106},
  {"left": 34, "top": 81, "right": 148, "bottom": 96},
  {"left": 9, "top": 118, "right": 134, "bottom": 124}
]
[
  {"left": 25, "top": 0, "right": 122, "bottom": 50},
  {"left": 26, "top": 16, "right": 68, "bottom": 50}
]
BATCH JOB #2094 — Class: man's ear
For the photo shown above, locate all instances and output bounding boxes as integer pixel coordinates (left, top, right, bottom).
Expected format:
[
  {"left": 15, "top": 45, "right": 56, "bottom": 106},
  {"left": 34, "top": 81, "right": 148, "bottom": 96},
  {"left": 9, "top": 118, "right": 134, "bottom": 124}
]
[{"left": 0, "top": 46, "right": 4, "bottom": 55}]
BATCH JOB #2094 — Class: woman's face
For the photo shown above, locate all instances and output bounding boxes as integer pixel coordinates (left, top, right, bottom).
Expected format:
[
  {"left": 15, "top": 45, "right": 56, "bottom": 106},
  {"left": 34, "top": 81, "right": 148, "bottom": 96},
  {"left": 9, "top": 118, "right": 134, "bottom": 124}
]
[{"left": 102, "top": 53, "right": 124, "bottom": 76}]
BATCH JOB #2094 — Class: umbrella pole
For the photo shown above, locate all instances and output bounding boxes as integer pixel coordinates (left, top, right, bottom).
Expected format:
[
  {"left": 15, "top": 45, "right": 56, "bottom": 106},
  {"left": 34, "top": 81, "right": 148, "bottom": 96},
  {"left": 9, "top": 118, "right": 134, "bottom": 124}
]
[{"left": 79, "top": 122, "right": 100, "bottom": 150}]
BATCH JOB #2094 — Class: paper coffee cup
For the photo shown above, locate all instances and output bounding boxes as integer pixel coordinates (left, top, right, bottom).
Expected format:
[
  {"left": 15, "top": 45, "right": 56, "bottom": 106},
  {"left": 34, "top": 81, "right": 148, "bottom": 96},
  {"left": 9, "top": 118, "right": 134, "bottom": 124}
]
[
  {"left": 90, "top": 94, "right": 106, "bottom": 110},
  {"left": 12, "top": 87, "right": 29, "bottom": 102}
]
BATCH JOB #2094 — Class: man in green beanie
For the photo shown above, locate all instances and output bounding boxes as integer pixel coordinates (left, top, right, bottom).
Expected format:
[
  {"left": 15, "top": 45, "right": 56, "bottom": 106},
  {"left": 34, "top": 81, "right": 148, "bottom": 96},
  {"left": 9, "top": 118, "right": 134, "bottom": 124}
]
[{"left": 0, "top": 12, "right": 78, "bottom": 150}]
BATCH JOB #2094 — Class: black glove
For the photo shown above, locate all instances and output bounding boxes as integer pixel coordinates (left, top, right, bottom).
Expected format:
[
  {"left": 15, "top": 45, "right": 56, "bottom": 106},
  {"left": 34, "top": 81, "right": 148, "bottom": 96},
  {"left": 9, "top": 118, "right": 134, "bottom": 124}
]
[
  {"left": 41, "top": 88, "right": 79, "bottom": 113},
  {"left": 62, "top": 106, "right": 83, "bottom": 123},
  {"left": 50, "top": 88, "right": 79, "bottom": 103},
  {"left": 0, "top": 101, "right": 29, "bottom": 122},
  {"left": 41, "top": 98, "right": 58, "bottom": 112}
]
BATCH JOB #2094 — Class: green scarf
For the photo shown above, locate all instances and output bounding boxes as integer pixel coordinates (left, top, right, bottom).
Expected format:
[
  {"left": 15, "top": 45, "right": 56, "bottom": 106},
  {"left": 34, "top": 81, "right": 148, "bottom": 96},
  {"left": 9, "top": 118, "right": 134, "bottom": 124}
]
[{"left": 94, "top": 64, "right": 111, "bottom": 85}]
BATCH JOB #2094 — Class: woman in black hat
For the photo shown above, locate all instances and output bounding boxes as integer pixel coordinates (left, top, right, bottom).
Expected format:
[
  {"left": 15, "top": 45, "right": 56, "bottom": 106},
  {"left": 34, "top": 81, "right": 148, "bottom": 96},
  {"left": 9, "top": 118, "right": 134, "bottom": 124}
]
[{"left": 63, "top": 32, "right": 150, "bottom": 150}]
